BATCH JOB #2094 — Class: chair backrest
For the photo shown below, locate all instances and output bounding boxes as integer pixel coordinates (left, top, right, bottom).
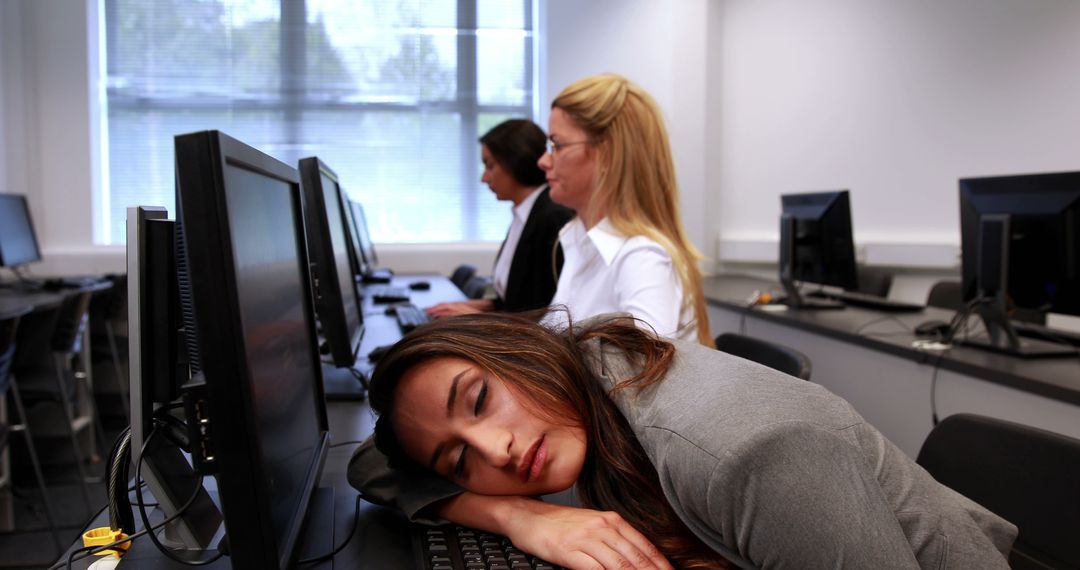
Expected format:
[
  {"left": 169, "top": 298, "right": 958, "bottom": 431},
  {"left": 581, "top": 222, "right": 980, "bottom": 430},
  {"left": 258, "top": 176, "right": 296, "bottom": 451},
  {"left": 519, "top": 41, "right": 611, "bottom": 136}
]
[
  {"left": 461, "top": 275, "right": 490, "bottom": 300},
  {"left": 916, "top": 414, "right": 1080, "bottom": 569},
  {"left": 926, "top": 280, "right": 964, "bottom": 312},
  {"left": 0, "top": 306, "right": 32, "bottom": 396},
  {"left": 50, "top": 291, "right": 93, "bottom": 353},
  {"left": 713, "top": 333, "right": 812, "bottom": 381},
  {"left": 450, "top": 264, "right": 477, "bottom": 290},
  {"left": 927, "top": 279, "right": 1046, "bottom": 325},
  {"left": 851, "top": 265, "right": 894, "bottom": 297}
]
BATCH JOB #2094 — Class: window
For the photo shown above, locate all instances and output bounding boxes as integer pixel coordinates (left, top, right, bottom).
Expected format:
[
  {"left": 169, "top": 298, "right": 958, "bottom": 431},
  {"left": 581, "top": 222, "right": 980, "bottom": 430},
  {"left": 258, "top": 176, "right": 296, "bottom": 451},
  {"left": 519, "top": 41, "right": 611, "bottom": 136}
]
[{"left": 102, "top": 0, "right": 538, "bottom": 245}]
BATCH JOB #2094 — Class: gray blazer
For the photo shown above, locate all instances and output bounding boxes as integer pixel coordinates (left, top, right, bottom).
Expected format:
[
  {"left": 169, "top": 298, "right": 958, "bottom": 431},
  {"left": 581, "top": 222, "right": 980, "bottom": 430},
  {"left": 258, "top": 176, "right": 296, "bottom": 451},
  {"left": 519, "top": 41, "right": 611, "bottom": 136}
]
[{"left": 348, "top": 332, "right": 1016, "bottom": 569}]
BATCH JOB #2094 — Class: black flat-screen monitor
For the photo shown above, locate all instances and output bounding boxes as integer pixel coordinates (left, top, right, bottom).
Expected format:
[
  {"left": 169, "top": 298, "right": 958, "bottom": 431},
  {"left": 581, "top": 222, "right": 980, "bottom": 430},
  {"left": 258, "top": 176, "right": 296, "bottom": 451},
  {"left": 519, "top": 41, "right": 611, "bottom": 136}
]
[
  {"left": 174, "top": 130, "right": 330, "bottom": 568},
  {"left": 778, "top": 190, "right": 858, "bottom": 308},
  {"left": 344, "top": 200, "right": 392, "bottom": 283},
  {"left": 959, "top": 171, "right": 1080, "bottom": 356},
  {"left": 126, "top": 205, "right": 220, "bottom": 550},
  {"left": 0, "top": 193, "right": 43, "bottom": 268},
  {"left": 298, "top": 157, "right": 364, "bottom": 368}
]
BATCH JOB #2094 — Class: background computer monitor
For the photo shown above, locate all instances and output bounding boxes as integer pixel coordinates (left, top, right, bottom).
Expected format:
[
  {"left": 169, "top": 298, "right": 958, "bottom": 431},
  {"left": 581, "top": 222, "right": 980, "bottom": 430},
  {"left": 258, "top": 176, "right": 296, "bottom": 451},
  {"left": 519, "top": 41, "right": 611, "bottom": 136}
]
[
  {"left": 298, "top": 157, "right": 364, "bottom": 368},
  {"left": 0, "top": 193, "right": 43, "bottom": 268},
  {"left": 126, "top": 205, "right": 220, "bottom": 550},
  {"left": 778, "top": 190, "right": 858, "bottom": 308},
  {"left": 345, "top": 200, "right": 378, "bottom": 271},
  {"left": 175, "top": 130, "right": 330, "bottom": 569},
  {"left": 959, "top": 171, "right": 1080, "bottom": 355}
]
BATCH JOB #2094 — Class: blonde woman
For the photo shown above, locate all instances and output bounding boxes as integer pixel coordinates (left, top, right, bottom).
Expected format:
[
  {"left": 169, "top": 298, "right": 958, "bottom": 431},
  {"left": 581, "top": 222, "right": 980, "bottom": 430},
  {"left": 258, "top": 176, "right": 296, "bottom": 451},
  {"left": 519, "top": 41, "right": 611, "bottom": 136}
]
[{"left": 539, "top": 73, "right": 712, "bottom": 346}]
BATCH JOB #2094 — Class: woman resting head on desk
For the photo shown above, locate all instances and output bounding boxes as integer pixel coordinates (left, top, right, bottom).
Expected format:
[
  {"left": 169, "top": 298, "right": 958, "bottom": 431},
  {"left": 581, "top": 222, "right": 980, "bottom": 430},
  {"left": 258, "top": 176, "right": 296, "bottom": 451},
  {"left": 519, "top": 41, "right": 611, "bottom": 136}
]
[
  {"left": 349, "top": 311, "right": 1016, "bottom": 570},
  {"left": 537, "top": 73, "right": 712, "bottom": 346},
  {"left": 427, "top": 119, "right": 574, "bottom": 318}
]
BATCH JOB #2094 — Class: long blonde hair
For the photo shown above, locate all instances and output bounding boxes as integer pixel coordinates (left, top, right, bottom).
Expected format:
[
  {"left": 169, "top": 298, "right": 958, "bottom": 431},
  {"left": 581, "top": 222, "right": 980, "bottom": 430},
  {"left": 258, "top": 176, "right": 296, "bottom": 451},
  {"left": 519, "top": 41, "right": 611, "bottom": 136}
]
[{"left": 553, "top": 74, "right": 712, "bottom": 346}]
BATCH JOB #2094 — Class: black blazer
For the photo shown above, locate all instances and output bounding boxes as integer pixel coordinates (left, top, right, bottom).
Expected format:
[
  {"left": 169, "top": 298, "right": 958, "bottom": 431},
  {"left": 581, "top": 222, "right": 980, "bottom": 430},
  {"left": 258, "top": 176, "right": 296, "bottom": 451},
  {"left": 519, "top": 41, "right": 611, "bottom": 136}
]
[{"left": 494, "top": 187, "right": 575, "bottom": 312}]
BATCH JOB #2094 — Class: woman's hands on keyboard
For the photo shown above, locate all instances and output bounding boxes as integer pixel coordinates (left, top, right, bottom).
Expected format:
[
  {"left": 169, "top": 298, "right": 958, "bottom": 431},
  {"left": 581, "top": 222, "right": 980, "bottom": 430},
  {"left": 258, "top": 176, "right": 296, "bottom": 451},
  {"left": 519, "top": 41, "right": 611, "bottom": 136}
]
[
  {"left": 437, "top": 493, "right": 673, "bottom": 570},
  {"left": 426, "top": 299, "right": 495, "bottom": 318}
]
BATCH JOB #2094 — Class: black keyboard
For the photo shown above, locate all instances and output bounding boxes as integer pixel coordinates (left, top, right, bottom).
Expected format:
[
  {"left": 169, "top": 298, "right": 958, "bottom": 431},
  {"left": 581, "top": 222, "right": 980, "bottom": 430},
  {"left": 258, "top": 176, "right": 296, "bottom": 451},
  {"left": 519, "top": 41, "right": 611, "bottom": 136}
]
[
  {"left": 415, "top": 525, "right": 562, "bottom": 570},
  {"left": 807, "top": 290, "right": 924, "bottom": 313},
  {"left": 368, "top": 285, "right": 411, "bottom": 303},
  {"left": 393, "top": 302, "right": 431, "bottom": 332}
]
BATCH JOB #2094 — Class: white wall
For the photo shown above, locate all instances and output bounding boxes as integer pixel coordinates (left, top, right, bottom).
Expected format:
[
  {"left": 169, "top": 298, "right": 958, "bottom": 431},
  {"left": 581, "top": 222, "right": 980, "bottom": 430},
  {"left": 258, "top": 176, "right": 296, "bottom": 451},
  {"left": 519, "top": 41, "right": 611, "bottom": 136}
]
[
  {"left": 544, "top": 0, "right": 712, "bottom": 268},
  {"left": 712, "top": 0, "right": 1080, "bottom": 270},
  {"left": 0, "top": 0, "right": 118, "bottom": 276}
]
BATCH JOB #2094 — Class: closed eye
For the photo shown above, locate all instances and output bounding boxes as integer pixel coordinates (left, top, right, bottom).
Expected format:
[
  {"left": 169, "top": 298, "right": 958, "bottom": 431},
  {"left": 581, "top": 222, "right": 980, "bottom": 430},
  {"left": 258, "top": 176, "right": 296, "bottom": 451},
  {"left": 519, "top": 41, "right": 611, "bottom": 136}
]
[
  {"left": 473, "top": 379, "right": 488, "bottom": 416},
  {"left": 453, "top": 445, "right": 468, "bottom": 478}
]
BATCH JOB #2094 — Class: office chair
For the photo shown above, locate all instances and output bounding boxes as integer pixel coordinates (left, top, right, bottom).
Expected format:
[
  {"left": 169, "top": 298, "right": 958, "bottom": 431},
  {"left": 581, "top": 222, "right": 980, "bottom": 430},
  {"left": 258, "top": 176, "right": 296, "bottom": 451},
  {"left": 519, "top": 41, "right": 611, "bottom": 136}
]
[
  {"left": 927, "top": 280, "right": 1046, "bottom": 325},
  {"left": 0, "top": 306, "right": 63, "bottom": 559},
  {"left": 926, "top": 280, "right": 963, "bottom": 312},
  {"left": 461, "top": 275, "right": 490, "bottom": 300},
  {"left": 916, "top": 414, "right": 1080, "bottom": 569},
  {"left": 450, "top": 264, "right": 477, "bottom": 291},
  {"left": 14, "top": 290, "right": 98, "bottom": 514},
  {"left": 89, "top": 274, "right": 129, "bottom": 423},
  {"left": 713, "top": 333, "right": 812, "bottom": 381},
  {"left": 850, "top": 265, "right": 894, "bottom": 298}
]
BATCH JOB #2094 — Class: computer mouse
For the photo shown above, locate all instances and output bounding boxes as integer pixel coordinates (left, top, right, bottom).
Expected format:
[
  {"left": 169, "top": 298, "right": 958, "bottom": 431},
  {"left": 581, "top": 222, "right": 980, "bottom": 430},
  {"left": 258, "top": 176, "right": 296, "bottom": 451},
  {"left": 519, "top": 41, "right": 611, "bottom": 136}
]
[
  {"left": 408, "top": 280, "right": 431, "bottom": 291},
  {"left": 384, "top": 305, "right": 398, "bottom": 316},
  {"left": 915, "top": 319, "right": 951, "bottom": 338}
]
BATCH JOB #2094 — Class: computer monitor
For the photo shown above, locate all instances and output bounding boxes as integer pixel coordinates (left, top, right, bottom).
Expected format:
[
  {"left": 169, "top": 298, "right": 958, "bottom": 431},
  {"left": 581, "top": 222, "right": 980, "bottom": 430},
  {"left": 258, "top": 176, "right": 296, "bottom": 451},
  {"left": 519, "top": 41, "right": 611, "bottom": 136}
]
[
  {"left": 298, "top": 157, "right": 364, "bottom": 368},
  {"left": 126, "top": 205, "right": 220, "bottom": 550},
  {"left": 778, "top": 190, "right": 858, "bottom": 309},
  {"left": 0, "top": 193, "right": 43, "bottom": 268},
  {"left": 959, "top": 171, "right": 1080, "bottom": 356},
  {"left": 345, "top": 200, "right": 392, "bottom": 283},
  {"left": 174, "top": 130, "right": 330, "bottom": 568}
]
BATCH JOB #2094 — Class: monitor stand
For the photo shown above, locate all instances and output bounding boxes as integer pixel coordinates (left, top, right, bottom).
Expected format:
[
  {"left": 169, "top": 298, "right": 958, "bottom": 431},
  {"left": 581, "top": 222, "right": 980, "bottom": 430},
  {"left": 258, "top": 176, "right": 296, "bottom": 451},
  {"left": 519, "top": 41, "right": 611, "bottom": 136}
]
[
  {"left": 958, "top": 302, "right": 1076, "bottom": 358},
  {"left": 779, "top": 278, "right": 844, "bottom": 310},
  {"left": 322, "top": 363, "right": 367, "bottom": 401}
]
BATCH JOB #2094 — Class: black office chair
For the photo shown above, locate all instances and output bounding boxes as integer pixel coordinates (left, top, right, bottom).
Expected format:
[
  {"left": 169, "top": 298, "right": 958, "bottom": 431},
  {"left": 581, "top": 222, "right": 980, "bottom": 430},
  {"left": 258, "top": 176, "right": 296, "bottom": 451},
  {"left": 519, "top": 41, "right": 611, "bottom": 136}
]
[
  {"left": 90, "top": 274, "right": 129, "bottom": 423},
  {"left": 15, "top": 290, "right": 98, "bottom": 514},
  {"left": 916, "top": 414, "right": 1080, "bottom": 569},
  {"left": 450, "top": 264, "right": 477, "bottom": 292},
  {"left": 927, "top": 280, "right": 1046, "bottom": 325},
  {"left": 461, "top": 275, "right": 490, "bottom": 300},
  {"left": 850, "top": 265, "right": 894, "bottom": 298},
  {"left": 926, "top": 280, "right": 964, "bottom": 312},
  {"left": 713, "top": 333, "right": 812, "bottom": 381},
  {"left": 0, "top": 306, "right": 63, "bottom": 559}
]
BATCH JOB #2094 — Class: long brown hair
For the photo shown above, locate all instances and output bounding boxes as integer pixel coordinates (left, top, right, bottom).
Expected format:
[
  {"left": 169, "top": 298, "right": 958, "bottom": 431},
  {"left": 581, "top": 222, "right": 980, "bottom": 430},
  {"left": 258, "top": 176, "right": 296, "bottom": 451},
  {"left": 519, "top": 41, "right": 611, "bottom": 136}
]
[
  {"left": 369, "top": 311, "right": 730, "bottom": 569},
  {"left": 552, "top": 74, "right": 712, "bottom": 347}
]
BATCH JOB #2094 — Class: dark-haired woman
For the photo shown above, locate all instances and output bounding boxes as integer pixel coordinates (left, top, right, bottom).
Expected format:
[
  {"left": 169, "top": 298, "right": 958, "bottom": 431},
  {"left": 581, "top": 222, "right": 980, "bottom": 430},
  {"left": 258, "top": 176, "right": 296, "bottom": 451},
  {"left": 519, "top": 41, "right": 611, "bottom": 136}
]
[
  {"left": 349, "top": 312, "right": 1015, "bottom": 570},
  {"left": 427, "top": 119, "right": 573, "bottom": 318}
]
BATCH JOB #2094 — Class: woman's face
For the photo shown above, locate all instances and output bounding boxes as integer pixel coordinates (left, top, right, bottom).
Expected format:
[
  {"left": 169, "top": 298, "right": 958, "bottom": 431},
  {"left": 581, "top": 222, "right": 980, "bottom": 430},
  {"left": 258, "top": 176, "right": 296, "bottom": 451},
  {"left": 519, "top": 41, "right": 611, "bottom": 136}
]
[
  {"left": 538, "top": 107, "right": 596, "bottom": 214},
  {"left": 480, "top": 144, "right": 516, "bottom": 202},
  {"left": 391, "top": 357, "right": 587, "bottom": 496}
]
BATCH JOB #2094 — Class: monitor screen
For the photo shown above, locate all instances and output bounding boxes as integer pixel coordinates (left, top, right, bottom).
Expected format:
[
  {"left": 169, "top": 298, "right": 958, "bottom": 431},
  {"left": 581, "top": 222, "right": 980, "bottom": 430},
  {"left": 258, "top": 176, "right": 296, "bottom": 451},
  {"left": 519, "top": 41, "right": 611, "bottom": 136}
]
[
  {"left": 779, "top": 190, "right": 858, "bottom": 291},
  {"left": 960, "top": 171, "right": 1080, "bottom": 318},
  {"left": 0, "top": 193, "right": 43, "bottom": 267},
  {"left": 298, "top": 157, "right": 364, "bottom": 368},
  {"left": 175, "top": 130, "right": 328, "bottom": 569},
  {"left": 348, "top": 200, "right": 378, "bottom": 271}
]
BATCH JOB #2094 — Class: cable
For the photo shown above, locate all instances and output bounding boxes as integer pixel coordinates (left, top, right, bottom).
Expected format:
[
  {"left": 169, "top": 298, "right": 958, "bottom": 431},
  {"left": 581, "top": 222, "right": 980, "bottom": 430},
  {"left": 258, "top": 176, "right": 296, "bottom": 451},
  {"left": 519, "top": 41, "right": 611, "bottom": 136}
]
[
  {"left": 296, "top": 495, "right": 364, "bottom": 565},
  {"left": 54, "top": 450, "right": 216, "bottom": 570},
  {"left": 132, "top": 425, "right": 224, "bottom": 566},
  {"left": 853, "top": 314, "right": 912, "bottom": 336},
  {"left": 329, "top": 440, "right": 366, "bottom": 449}
]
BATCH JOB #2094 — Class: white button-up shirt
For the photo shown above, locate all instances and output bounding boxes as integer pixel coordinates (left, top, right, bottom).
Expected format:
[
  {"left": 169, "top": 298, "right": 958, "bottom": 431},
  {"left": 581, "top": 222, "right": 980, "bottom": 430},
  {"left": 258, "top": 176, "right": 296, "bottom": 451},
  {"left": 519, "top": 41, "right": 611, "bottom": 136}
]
[
  {"left": 547, "top": 217, "right": 697, "bottom": 342},
  {"left": 492, "top": 185, "right": 545, "bottom": 300}
]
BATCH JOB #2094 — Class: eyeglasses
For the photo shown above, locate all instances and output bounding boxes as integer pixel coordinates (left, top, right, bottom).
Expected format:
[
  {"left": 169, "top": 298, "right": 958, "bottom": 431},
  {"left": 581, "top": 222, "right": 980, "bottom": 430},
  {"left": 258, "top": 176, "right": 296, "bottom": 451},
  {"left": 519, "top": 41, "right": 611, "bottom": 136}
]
[{"left": 546, "top": 139, "right": 590, "bottom": 155}]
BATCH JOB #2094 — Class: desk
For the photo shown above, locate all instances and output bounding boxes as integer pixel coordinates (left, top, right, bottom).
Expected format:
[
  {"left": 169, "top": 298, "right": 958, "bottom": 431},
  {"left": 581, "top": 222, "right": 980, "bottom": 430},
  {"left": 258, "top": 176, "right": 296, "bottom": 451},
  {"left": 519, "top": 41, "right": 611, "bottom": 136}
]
[
  {"left": 58, "top": 275, "right": 463, "bottom": 568},
  {"left": 704, "top": 274, "right": 1080, "bottom": 457}
]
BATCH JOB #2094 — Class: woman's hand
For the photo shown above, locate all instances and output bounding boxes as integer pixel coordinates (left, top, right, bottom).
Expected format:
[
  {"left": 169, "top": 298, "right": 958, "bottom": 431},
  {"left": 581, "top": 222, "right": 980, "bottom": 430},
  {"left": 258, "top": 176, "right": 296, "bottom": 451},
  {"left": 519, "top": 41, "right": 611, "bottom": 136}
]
[
  {"left": 425, "top": 299, "right": 494, "bottom": 318},
  {"left": 437, "top": 494, "right": 673, "bottom": 570}
]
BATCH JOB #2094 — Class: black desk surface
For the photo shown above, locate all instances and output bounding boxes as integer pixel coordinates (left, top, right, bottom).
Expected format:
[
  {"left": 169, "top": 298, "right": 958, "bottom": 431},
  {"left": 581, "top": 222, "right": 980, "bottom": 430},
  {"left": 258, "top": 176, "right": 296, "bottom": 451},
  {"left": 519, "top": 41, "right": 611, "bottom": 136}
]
[
  {"left": 704, "top": 274, "right": 1080, "bottom": 406},
  {"left": 57, "top": 274, "right": 462, "bottom": 569}
]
